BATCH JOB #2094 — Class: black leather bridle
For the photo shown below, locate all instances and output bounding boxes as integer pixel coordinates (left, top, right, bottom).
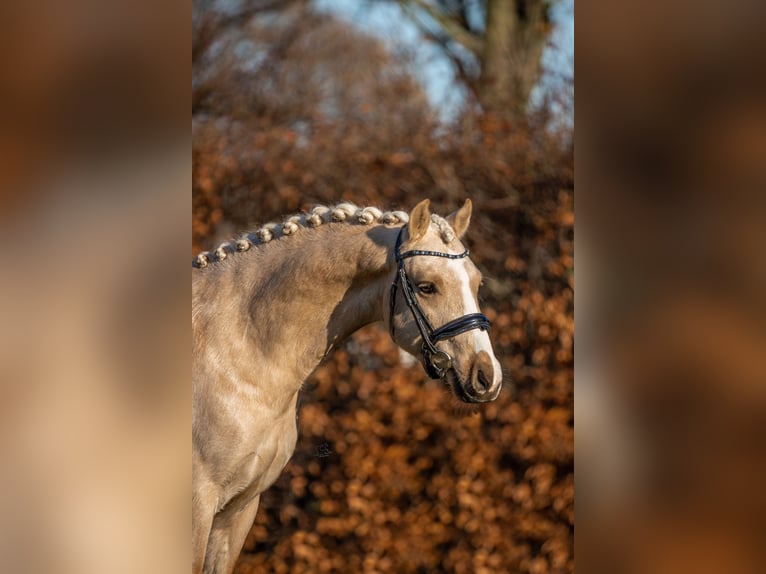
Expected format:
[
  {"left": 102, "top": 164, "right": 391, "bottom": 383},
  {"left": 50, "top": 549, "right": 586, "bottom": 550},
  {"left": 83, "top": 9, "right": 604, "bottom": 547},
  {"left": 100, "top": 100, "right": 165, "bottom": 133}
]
[{"left": 389, "top": 227, "right": 491, "bottom": 380}]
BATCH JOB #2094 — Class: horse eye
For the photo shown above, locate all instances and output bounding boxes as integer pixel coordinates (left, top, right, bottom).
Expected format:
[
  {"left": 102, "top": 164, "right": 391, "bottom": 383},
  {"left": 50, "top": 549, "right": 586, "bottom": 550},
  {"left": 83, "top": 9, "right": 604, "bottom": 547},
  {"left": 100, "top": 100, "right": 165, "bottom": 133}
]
[{"left": 418, "top": 282, "right": 436, "bottom": 295}]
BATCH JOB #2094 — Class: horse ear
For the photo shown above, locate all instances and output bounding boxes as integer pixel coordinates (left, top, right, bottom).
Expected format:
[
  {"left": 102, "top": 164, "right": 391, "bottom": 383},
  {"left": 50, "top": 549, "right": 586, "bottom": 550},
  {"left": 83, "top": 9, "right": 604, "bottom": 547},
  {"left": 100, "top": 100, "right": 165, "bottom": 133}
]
[
  {"left": 408, "top": 199, "right": 431, "bottom": 242},
  {"left": 447, "top": 199, "right": 472, "bottom": 239}
]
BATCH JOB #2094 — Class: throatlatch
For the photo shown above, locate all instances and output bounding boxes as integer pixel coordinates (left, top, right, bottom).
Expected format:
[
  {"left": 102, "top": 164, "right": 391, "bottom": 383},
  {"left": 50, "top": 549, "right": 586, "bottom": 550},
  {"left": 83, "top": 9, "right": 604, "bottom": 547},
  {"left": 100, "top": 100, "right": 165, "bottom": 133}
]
[{"left": 389, "top": 227, "right": 491, "bottom": 379}]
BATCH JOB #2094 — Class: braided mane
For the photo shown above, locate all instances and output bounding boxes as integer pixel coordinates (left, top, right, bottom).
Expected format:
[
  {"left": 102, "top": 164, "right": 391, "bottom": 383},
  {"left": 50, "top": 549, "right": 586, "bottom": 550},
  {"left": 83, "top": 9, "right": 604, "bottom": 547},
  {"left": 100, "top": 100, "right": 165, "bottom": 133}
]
[{"left": 193, "top": 202, "right": 411, "bottom": 269}]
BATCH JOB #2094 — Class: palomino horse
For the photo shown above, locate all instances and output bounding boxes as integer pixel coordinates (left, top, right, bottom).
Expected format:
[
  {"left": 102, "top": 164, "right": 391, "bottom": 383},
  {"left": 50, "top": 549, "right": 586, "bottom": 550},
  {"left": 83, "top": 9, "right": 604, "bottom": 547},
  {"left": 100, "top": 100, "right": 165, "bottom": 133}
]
[{"left": 192, "top": 199, "right": 503, "bottom": 573}]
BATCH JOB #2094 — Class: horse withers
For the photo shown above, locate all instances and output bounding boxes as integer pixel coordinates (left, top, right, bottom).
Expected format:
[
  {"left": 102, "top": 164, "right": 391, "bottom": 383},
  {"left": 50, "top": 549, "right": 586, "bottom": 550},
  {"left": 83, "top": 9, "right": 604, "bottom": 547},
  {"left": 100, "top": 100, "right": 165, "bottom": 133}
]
[{"left": 192, "top": 199, "right": 503, "bottom": 573}]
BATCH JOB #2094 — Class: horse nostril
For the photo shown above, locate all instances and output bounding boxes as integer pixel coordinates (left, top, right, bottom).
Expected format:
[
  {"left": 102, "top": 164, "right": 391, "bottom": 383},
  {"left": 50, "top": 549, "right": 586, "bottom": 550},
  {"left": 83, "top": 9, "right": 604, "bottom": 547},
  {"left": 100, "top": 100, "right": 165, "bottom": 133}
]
[{"left": 476, "top": 370, "right": 490, "bottom": 393}]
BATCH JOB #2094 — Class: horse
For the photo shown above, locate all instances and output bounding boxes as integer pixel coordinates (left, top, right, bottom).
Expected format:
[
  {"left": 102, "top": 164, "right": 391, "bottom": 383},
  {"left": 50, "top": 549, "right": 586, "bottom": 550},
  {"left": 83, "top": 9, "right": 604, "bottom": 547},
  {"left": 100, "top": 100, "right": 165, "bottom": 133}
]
[{"left": 192, "top": 199, "right": 503, "bottom": 573}]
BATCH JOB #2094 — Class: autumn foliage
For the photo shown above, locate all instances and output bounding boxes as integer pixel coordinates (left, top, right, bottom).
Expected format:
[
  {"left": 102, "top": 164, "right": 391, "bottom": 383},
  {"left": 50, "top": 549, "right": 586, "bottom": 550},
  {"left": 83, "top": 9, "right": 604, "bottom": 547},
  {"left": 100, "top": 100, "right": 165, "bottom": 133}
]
[{"left": 193, "top": 4, "right": 573, "bottom": 573}]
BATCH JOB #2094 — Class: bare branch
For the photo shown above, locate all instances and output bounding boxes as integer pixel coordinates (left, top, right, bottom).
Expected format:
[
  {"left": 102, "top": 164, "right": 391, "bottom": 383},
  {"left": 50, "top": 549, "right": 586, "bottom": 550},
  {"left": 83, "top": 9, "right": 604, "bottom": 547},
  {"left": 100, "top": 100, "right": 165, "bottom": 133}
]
[{"left": 396, "top": 0, "right": 484, "bottom": 55}]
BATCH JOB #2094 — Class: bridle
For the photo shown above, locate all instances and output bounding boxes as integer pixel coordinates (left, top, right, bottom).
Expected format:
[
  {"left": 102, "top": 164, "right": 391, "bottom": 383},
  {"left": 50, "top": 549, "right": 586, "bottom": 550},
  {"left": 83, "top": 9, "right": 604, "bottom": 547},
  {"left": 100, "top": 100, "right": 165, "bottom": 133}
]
[{"left": 389, "top": 226, "right": 491, "bottom": 380}]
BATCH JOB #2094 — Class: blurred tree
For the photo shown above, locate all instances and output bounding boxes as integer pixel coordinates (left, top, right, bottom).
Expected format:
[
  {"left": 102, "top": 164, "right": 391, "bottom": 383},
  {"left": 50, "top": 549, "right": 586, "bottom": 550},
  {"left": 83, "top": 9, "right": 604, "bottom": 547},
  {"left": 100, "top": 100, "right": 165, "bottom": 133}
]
[
  {"left": 192, "top": 0, "right": 306, "bottom": 116},
  {"left": 192, "top": 0, "right": 441, "bottom": 245},
  {"left": 193, "top": 0, "right": 430, "bottom": 127},
  {"left": 192, "top": 0, "right": 572, "bottom": 251},
  {"left": 392, "top": 0, "right": 556, "bottom": 119}
]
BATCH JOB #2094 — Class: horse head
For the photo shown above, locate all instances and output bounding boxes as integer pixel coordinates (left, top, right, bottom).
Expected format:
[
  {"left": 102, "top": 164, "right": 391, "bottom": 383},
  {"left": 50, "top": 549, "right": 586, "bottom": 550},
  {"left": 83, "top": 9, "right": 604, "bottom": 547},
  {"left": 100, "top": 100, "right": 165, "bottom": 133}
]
[{"left": 386, "top": 199, "right": 503, "bottom": 403}]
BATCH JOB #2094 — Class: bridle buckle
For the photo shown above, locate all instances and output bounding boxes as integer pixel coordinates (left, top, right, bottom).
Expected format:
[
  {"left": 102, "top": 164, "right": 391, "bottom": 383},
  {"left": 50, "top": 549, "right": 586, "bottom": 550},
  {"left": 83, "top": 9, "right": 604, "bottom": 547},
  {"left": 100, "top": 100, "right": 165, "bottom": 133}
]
[{"left": 427, "top": 349, "right": 453, "bottom": 378}]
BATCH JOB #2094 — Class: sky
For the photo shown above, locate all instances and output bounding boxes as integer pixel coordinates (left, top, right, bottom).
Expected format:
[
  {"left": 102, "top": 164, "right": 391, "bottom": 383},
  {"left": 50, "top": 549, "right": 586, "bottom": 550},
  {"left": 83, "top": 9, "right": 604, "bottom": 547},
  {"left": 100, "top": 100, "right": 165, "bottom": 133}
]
[{"left": 313, "top": 0, "right": 574, "bottom": 122}]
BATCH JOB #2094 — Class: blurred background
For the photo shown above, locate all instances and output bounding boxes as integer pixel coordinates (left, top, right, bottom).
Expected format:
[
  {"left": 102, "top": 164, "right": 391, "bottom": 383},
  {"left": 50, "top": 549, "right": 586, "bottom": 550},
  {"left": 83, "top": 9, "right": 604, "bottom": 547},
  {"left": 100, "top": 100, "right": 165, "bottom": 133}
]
[
  {"left": 577, "top": 1, "right": 766, "bottom": 573},
  {"left": 193, "top": 0, "right": 573, "bottom": 573}
]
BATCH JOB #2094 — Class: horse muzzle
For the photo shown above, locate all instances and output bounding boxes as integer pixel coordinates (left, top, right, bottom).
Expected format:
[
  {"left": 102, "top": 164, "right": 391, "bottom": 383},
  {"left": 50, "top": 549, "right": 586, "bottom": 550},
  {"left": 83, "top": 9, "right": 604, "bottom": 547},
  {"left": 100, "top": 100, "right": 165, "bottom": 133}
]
[{"left": 449, "top": 350, "right": 502, "bottom": 403}]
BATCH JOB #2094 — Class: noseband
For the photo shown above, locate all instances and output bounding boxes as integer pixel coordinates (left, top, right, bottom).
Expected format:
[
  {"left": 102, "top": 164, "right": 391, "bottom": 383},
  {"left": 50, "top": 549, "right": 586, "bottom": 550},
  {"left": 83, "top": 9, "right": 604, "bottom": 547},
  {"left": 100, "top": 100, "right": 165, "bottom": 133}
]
[{"left": 389, "top": 227, "right": 491, "bottom": 380}]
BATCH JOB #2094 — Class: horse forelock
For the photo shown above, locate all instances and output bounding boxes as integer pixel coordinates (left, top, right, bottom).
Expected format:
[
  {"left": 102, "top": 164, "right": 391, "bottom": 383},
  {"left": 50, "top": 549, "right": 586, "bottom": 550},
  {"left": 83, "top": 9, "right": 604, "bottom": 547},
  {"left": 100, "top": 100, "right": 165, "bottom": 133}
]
[
  {"left": 193, "top": 203, "right": 411, "bottom": 268},
  {"left": 430, "top": 214, "right": 456, "bottom": 245}
]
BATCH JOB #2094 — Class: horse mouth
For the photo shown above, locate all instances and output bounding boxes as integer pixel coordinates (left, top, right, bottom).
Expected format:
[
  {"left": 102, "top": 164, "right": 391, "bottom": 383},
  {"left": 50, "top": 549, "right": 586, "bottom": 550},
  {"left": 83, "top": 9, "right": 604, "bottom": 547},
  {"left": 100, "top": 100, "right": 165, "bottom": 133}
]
[{"left": 445, "top": 368, "right": 493, "bottom": 404}]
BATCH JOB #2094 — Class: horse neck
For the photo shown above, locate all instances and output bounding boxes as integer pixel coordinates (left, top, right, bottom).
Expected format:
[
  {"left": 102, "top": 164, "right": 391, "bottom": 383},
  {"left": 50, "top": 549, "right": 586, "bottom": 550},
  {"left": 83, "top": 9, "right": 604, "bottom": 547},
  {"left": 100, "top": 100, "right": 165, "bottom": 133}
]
[{"left": 234, "top": 223, "right": 397, "bottom": 395}]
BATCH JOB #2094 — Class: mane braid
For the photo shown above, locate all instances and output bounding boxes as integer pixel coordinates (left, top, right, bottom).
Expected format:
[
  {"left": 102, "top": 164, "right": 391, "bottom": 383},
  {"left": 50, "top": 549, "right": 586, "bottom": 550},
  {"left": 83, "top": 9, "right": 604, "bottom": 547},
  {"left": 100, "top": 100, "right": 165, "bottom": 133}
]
[
  {"left": 193, "top": 203, "right": 410, "bottom": 269},
  {"left": 431, "top": 214, "right": 456, "bottom": 244}
]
